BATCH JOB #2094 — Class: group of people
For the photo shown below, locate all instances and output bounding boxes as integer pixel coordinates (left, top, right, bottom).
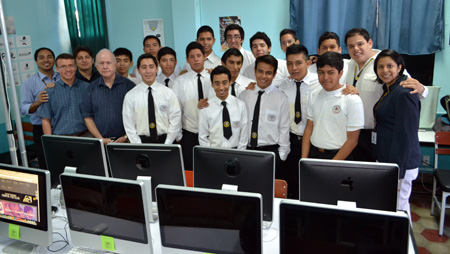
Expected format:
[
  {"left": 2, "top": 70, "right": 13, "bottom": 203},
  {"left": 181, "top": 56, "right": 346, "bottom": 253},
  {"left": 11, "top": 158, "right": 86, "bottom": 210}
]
[{"left": 20, "top": 24, "right": 427, "bottom": 218}]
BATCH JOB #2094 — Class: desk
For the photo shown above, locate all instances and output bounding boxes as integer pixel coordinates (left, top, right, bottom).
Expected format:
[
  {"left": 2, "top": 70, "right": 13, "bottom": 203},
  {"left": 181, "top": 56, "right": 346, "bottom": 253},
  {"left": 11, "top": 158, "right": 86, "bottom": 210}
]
[
  {"left": 419, "top": 130, "right": 435, "bottom": 144},
  {"left": 1, "top": 194, "right": 417, "bottom": 254}
]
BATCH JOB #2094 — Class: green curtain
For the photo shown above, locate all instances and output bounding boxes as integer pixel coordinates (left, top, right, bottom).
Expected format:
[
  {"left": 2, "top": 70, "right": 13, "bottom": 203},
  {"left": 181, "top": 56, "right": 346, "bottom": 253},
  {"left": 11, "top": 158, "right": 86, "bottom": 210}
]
[{"left": 64, "top": 0, "right": 109, "bottom": 54}]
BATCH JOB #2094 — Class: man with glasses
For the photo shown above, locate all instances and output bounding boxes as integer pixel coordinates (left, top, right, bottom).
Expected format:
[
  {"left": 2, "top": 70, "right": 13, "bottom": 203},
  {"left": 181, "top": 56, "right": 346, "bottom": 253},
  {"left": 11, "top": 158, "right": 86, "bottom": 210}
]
[
  {"left": 279, "top": 29, "right": 300, "bottom": 53},
  {"left": 81, "top": 49, "right": 136, "bottom": 144},
  {"left": 224, "top": 24, "right": 255, "bottom": 74}
]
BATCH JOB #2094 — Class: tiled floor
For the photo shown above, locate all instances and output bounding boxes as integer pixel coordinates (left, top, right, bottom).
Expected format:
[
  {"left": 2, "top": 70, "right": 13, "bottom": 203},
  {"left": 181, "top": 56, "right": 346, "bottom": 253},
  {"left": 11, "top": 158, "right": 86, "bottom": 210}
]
[{"left": 410, "top": 177, "right": 450, "bottom": 254}]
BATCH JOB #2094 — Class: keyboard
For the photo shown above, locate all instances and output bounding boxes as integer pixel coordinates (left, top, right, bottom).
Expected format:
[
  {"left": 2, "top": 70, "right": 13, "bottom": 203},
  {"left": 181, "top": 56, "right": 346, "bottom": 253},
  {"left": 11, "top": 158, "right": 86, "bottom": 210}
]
[{"left": 67, "top": 246, "right": 113, "bottom": 254}]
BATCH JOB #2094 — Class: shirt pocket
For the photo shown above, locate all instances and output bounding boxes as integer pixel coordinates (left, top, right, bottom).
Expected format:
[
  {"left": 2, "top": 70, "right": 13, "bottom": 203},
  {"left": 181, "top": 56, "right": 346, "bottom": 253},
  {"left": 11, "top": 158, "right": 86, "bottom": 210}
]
[
  {"left": 360, "top": 73, "right": 377, "bottom": 92},
  {"left": 264, "top": 109, "right": 278, "bottom": 125}
]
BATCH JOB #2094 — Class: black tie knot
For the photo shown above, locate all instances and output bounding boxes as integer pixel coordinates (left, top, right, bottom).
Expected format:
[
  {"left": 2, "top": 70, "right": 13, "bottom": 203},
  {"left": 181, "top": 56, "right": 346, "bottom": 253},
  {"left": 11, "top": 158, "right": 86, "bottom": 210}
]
[{"left": 221, "top": 101, "right": 227, "bottom": 106}]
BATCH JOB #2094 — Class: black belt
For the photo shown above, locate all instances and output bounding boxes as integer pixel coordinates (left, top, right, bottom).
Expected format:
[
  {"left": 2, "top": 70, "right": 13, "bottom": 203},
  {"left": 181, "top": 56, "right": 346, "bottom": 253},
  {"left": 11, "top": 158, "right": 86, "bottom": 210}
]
[
  {"left": 248, "top": 144, "right": 279, "bottom": 151},
  {"left": 64, "top": 129, "right": 88, "bottom": 137},
  {"left": 312, "top": 144, "right": 339, "bottom": 154},
  {"left": 139, "top": 134, "right": 167, "bottom": 144},
  {"left": 290, "top": 132, "right": 302, "bottom": 141}
]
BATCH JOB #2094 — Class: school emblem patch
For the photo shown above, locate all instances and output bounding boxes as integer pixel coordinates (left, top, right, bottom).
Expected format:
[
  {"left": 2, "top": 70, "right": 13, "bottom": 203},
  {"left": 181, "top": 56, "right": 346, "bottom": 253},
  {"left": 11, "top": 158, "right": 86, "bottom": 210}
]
[
  {"left": 160, "top": 105, "right": 168, "bottom": 112},
  {"left": 295, "top": 111, "right": 301, "bottom": 118},
  {"left": 267, "top": 114, "right": 276, "bottom": 122},
  {"left": 223, "top": 121, "right": 230, "bottom": 128},
  {"left": 149, "top": 123, "right": 156, "bottom": 129},
  {"left": 332, "top": 105, "right": 341, "bottom": 114},
  {"left": 232, "top": 121, "right": 240, "bottom": 128},
  {"left": 252, "top": 132, "right": 258, "bottom": 138}
]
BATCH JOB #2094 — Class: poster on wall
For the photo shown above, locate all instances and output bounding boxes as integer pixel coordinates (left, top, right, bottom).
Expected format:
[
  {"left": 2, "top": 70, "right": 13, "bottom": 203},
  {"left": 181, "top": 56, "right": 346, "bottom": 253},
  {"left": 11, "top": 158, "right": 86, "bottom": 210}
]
[
  {"left": 143, "top": 19, "right": 165, "bottom": 46},
  {"left": 0, "top": 35, "right": 33, "bottom": 87},
  {"left": 0, "top": 16, "right": 16, "bottom": 35},
  {"left": 219, "top": 16, "right": 241, "bottom": 52}
]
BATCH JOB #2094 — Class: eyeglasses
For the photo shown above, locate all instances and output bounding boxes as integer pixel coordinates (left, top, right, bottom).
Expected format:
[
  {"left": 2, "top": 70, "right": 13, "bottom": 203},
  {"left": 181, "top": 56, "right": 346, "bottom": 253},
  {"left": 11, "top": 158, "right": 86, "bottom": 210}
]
[
  {"left": 58, "top": 64, "right": 76, "bottom": 70},
  {"left": 281, "top": 40, "right": 295, "bottom": 47},
  {"left": 226, "top": 35, "right": 241, "bottom": 40}
]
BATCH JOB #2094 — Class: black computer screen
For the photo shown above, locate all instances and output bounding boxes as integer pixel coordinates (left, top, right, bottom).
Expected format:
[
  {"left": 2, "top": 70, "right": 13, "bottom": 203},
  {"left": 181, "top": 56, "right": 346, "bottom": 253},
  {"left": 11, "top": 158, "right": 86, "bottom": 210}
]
[
  {"left": 60, "top": 174, "right": 148, "bottom": 244},
  {"left": 193, "top": 146, "right": 275, "bottom": 222},
  {"left": 157, "top": 185, "right": 262, "bottom": 254},
  {"left": 279, "top": 202, "right": 409, "bottom": 254},
  {"left": 299, "top": 159, "right": 398, "bottom": 211}
]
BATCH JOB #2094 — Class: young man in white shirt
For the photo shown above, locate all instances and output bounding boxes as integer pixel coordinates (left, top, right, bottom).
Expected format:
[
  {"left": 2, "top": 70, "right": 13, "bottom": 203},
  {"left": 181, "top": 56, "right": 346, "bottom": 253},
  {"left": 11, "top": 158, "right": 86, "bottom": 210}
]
[
  {"left": 113, "top": 47, "right": 140, "bottom": 84},
  {"left": 239, "top": 55, "right": 290, "bottom": 178},
  {"left": 183, "top": 26, "right": 221, "bottom": 72},
  {"left": 156, "top": 47, "right": 178, "bottom": 88},
  {"left": 279, "top": 44, "right": 321, "bottom": 198},
  {"left": 225, "top": 24, "right": 255, "bottom": 74},
  {"left": 122, "top": 54, "right": 181, "bottom": 144},
  {"left": 279, "top": 29, "right": 300, "bottom": 53},
  {"left": 198, "top": 66, "right": 248, "bottom": 149},
  {"left": 221, "top": 48, "right": 254, "bottom": 97},
  {"left": 302, "top": 52, "right": 364, "bottom": 160},
  {"left": 172, "top": 42, "right": 214, "bottom": 170},
  {"left": 242, "top": 32, "right": 289, "bottom": 87}
]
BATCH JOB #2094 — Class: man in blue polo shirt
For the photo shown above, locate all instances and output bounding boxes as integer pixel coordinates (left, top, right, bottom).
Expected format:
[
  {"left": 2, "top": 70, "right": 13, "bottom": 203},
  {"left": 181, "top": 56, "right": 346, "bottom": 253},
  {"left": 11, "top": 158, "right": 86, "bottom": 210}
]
[
  {"left": 81, "top": 49, "right": 135, "bottom": 144},
  {"left": 20, "top": 47, "right": 60, "bottom": 169},
  {"left": 37, "top": 53, "right": 89, "bottom": 136}
]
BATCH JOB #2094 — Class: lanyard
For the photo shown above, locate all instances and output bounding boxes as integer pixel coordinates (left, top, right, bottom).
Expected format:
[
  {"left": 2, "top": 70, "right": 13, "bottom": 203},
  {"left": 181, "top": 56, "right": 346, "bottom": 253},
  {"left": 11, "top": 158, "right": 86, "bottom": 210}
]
[
  {"left": 373, "top": 86, "right": 390, "bottom": 124},
  {"left": 353, "top": 58, "right": 374, "bottom": 86},
  {"left": 37, "top": 72, "right": 55, "bottom": 86}
]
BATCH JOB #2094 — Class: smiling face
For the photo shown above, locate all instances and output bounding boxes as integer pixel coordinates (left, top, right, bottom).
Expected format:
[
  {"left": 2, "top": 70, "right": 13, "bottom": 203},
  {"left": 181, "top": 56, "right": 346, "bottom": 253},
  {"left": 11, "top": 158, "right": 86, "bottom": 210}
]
[
  {"left": 255, "top": 62, "right": 276, "bottom": 89},
  {"left": 222, "top": 55, "right": 243, "bottom": 81},
  {"left": 75, "top": 51, "right": 94, "bottom": 71},
  {"left": 115, "top": 55, "right": 133, "bottom": 76},
  {"left": 286, "top": 53, "right": 309, "bottom": 81},
  {"left": 144, "top": 38, "right": 161, "bottom": 57},
  {"left": 138, "top": 58, "right": 158, "bottom": 86},
  {"left": 56, "top": 58, "right": 77, "bottom": 83},
  {"left": 212, "top": 73, "right": 230, "bottom": 101},
  {"left": 36, "top": 49, "right": 55, "bottom": 73},
  {"left": 159, "top": 54, "right": 177, "bottom": 77},
  {"left": 346, "top": 35, "right": 374, "bottom": 67},
  {"left": 317, "top": 65, "right": 343, "bottom": 91},
  {"left": 226, "top": 29, "right": 243, "bottom": 49},
  {"left": 318, "top": 39, "right": 342, "bottom": 55},
  {"left": 280, "top": 33, "right": 299, "bottom": 53},
  {"left": 186, "top": 48, "right": 206, "bottom": 73},
  {"left": 251, "top": 39, "right": 271, "bottom": 58},
  {"left": 197, "top": 32, "right": 215, "bottom": 55},
  {"left": 376, "top": 56, "right": 402, "bottom": 87}
]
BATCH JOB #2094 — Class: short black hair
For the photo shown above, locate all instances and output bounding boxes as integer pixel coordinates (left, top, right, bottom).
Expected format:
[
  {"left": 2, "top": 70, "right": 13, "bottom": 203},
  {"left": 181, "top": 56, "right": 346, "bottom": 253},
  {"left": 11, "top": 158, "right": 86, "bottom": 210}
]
[
  {"left": 55, "top": 53, "right": 75, "bottom": 67},
  {"left": 316, "top": 51, "right": 343, "bottom": 72},
  {"left": 197, "top": 25, "right": 215, "bottom": 38},
  {"left": 225, "top": 24, "right": 245, "bottom": 41},
  {"left": 186, "top": 41, "right": 204, "bottom": 58},
  {"left": 157, "top": 46, "right": 177, "bottom": 62},
  {"left": 255, "top": 55, "right": 278, "bottom": 74},
  {"left": 34, "top": 47, "right": 55, "bottom": 61},
  {"left": 113, "top": 47, "right": 133, "bottom": 62},
  {"left": 286, "top": 44, "right": 309, "bottom": 61},
  {"left": 345, "top": 28, "right": 371, "bottom": 46},
  {"left": 279, "top": 29, "right": 298, "bottom": 41},
  {"left": 318, "top": 31, "right": 340, "bottom": 49},
  {"left": 221, "top": 48, "right": 243, "bottom": 63},
  {"left": 73, "top": 45, "right": 94, "bottom": 58},
  {"left": 249, "top": 32, "right": 271, "bottom": 50},
  {"left": 374, "top": 49, "right": 406, "bottom": 84},
  {"left": 143, "top": 35, "right": 161, "bottom": 47},
  {"left": 210, "top": 65, "right": 231, "bottom": 83},
  {"left": 137, "top": 53, "right": 158, "bottom": 69}
]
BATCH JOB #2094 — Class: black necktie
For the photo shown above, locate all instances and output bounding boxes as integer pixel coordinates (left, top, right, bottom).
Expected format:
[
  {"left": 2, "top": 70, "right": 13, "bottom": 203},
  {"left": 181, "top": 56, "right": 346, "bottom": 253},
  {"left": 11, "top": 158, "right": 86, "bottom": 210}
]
[
  {"left": 251, "top": 90, "right": 264, "bottom": 148},
  {"left": 148, "top": 87, "right": 157, "bottom": 142},
  {"left": 197, "top": 73, "right": 204, "bottom": 101},
  {"left": 231, "top": 82, "right": 236, "bottom": 96},
  {"left": 164, "top": 78, "right": 170, "bottom": 87},
  {"left": 222, "top": 101, "right": 232, "bottom": 139},
  {"left": 294, "top": 81, "right": 302, "bottom": 124}
]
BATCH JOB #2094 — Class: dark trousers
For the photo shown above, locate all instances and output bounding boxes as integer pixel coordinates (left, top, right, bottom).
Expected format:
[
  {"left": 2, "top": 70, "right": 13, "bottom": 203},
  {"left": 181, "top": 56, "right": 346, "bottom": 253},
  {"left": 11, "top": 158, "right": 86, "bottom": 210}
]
[
  {"left": 181, "top": 129, "right": 199, "bottom": 171},
  {"left": 285, "top": 133, "right": 302, "bottom": 199},
  {"left": 33, "top": 125, "right": 46, "bottom": 169},
  {"left": 248, "top": 144, "right": 281, "bottom": 179},
  {"left": 352, "top": 129, "right": 376, "bottom": 162},
  {"left": 139, "top": 134, "right": 167, "bottom": 144}
]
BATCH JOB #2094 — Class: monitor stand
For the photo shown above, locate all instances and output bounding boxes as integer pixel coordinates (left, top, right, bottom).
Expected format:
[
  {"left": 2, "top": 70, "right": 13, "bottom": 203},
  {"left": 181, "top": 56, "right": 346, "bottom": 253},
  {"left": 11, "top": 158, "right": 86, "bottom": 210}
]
[
  {"left": 2, "top": 241, "right": 36, "bottom": 254},
  {"left": 59, "top": 166, "right": 78, "bottom": 209},
  {"left": 137, "top": 176, "right": 158, "bottom": 222}
]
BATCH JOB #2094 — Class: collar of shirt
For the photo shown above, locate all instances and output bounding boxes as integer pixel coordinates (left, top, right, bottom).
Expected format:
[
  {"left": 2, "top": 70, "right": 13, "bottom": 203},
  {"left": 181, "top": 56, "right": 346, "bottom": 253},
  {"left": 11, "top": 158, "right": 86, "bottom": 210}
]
[
  {"left": 255, "top": 83, "right": 275, "bottom": 94},
  {"left": 290, "top": 71, "right": 316, "bottom": 86},
  {"left": 161, "top": 72, "right": 176, "bottom": 80},
  {"left": 321, "top": 86, "right": 344, "bottom": 99},
  {"left": 187, "top": 68, "right": 208, "bottom": 79},
  {"left": 38, "top": 70, "right": 59, "bottom": 83},
  {"left": 352, "top": 49, "right": 381, "bottom": 72},
  {"left": 382, "top": 74, "right": 407, "bottom": 93},
  {"left": 57, "top": 78, "right": 82, "bottom": 88},
  {"left": 138, "top": 80, "right": 163, "bottom": 92},
  {"left": 97, "top": 74, "right": 124, "bottom": 89}
]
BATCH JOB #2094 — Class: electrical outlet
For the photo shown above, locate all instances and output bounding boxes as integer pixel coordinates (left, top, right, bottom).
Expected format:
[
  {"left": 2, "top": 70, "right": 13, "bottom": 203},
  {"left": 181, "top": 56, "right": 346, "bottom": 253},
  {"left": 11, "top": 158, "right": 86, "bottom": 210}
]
[{"left": 423, "top": 155, "right": 430, "bottom": 166}]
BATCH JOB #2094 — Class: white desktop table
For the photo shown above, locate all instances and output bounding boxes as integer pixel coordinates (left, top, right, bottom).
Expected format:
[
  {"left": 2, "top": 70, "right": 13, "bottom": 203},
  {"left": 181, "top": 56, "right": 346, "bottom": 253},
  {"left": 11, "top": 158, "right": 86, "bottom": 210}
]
[{"left": 418, "top": 130, "right": 435, "bottom": 144}]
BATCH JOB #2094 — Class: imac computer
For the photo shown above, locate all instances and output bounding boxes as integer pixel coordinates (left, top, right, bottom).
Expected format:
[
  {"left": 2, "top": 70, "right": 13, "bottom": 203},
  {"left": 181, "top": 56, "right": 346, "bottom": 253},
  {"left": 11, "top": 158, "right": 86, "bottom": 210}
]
[
  {"left": 156, "top": 184, "right": 262, "bottom": 254},
  {"left": 279, "top": 200, "right": 410, "bottom": 254},
  {"left": 299, "top": 158, "right": 399, "bottom": 211},
  {"left": 193, "top": 147, "right": 275, "bottom": 223},
  {"left": 106, "top": 143, "right": 185, "bottom": 202},
  {"left": 60, "top": 172, "right": 153, "bottom": 253},
  {"left": 0, "top": 163, "right": 52, "bottom": 248},
  {"left": 42, "top": 135, "right": 109, "bottom": 187}
]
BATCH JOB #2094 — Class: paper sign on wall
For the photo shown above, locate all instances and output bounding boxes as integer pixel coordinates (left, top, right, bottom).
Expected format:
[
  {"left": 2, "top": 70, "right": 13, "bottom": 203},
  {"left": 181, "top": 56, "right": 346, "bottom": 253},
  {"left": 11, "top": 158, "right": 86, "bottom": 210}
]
[{"left": 143, "top": 19, "right": 164, "bottom": 46}]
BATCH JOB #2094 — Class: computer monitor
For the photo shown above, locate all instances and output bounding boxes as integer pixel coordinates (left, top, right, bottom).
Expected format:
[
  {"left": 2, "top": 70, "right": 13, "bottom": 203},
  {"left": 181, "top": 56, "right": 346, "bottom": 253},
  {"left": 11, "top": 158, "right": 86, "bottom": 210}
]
[
  {"left": 60, "top": 172, "right": 153, "bottom": 253},
  {"left": 279, "top": 200, "right": 410, "bottom": 254},
  {"left": 106, "top": 143, "right": 185, "bottom": 202},
  {"left": 156, "top": 184, "right": 262, "bottom": 254},
  {"left": 193, "top": 147, "right": 275, "bottom": 223},
  {"left": 0, "top": 163, "right": 52, "bottom": 247},
  {"left": 299, "top": 158, "right": 399, "bottom": 211},
  {"left": 42, "top": 135, "right": 109, "bottom": 187}
]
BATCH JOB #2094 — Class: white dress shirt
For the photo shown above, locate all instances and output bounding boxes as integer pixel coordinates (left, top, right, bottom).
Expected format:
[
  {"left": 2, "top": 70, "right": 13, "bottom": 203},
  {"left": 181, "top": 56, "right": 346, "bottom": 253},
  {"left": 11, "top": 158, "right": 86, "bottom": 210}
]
[
  {"left": 132, "top": 64, "right": 182, "bottom": 84},
  {"left": 172, "top": 69, "right": 214, "bottom": 133},
  {"left": 230, "top": 75, "right": 255, "bottom": 97},
  {"left": 239, "top": 84, "right": 291, "bottom": 160},
  {"left": 279, "top": 72, "right": 322, "bottom": 136},
  {"left": 306, "top": 86, "right": 364, "bottom": 150},
  {"left": 242, "top": 58, "right": 288, "bottom": 88},
  {"left": 183, "top": 51, "right": 221, "bottom": 71},
  {"left": 156, "top": 72, "right": 177, "bottom": 88},
  {"left": 122, "top": 82, "right": 182, "bottom": 144},
  {"left": 125, "top": 73, "right": 140, "bottom": 85},
  {"left": 198, "top": 96, "right": 249, "bottom": 149},
  {"left": 309, "top": 58, "right": 350, "bottom": 85},
  {"left": 239, "top": 47, "right": 256, "bottom": 75}
]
